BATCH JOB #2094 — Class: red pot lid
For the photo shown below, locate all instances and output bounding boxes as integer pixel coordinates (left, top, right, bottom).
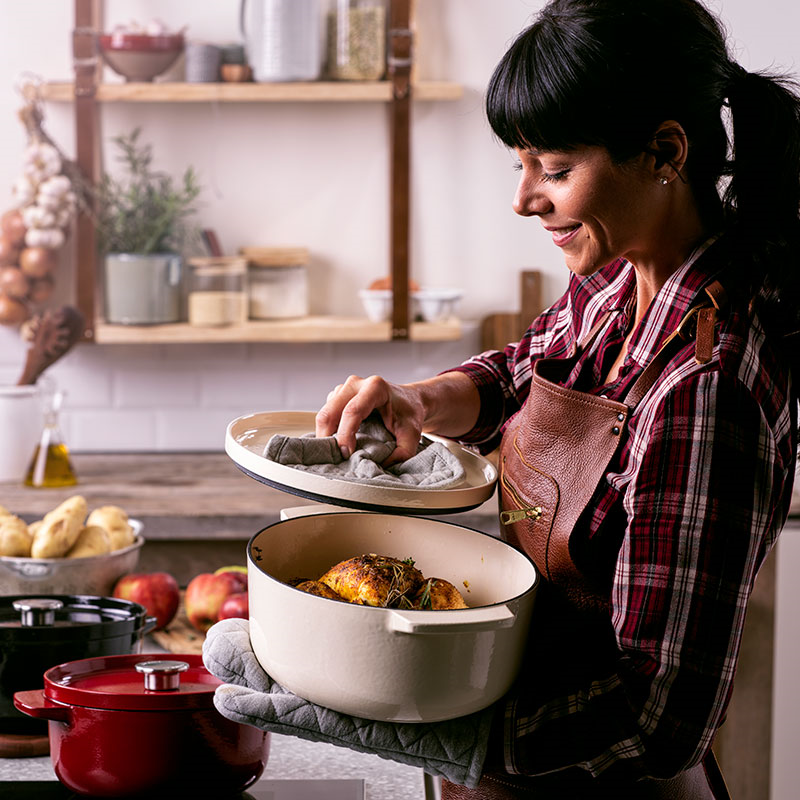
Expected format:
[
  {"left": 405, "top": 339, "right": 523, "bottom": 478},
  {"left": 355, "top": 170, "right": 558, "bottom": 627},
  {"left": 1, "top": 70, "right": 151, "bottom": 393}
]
[{"left": 43, "top": 653, "right": 220, "bottom": 711}]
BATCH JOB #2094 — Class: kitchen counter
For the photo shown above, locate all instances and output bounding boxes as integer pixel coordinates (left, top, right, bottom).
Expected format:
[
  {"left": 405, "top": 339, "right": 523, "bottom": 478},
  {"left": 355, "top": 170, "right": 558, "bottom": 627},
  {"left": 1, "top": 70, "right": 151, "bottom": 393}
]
[
  {"left": 0, "top": 452, "right": 500, "bottom": 584},
  {"left": 0, "top": 736, "right": 429, "bottom": 799},
  {"left": 0, "top": 451, "right": 500, "bottom": 536},
  {"left": 0, "top": 634, "right": 435, "bottom": 799}
]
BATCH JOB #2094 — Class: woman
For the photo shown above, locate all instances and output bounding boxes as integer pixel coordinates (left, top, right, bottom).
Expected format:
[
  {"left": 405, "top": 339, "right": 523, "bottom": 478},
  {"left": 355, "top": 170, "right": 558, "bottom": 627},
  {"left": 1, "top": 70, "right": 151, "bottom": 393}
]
[{"left": 204, "top": 0, "right": 800, "bottom": 796}]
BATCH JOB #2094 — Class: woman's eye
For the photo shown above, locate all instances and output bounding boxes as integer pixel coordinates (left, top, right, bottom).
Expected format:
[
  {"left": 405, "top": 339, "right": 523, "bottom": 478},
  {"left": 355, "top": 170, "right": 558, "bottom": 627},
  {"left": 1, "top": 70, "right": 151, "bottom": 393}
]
[{"left": 542, "top": 169, "right": 570, "bottom": 182}]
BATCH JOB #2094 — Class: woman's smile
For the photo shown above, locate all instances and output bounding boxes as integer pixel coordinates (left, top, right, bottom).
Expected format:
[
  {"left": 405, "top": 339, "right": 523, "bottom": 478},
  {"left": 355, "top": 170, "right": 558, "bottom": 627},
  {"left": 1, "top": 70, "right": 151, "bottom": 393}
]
[{"left": 545, "top": 224, "right": 583, "bottom": 247}]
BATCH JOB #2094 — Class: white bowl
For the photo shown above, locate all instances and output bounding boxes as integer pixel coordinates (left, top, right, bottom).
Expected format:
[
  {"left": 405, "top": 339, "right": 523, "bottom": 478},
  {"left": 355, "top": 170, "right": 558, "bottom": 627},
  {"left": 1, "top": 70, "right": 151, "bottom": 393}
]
[
  {"left": 248, "top": 512, "right": 538, "bottom": 722},
  {"left": 358, "top": 289, "right": 393, "bottom": 322},
  {"left": 412, "top": 288, "right": 463, "bottom": 322},
  {"left": 358, "top": 288, "right": 463, "bottom": 323}
]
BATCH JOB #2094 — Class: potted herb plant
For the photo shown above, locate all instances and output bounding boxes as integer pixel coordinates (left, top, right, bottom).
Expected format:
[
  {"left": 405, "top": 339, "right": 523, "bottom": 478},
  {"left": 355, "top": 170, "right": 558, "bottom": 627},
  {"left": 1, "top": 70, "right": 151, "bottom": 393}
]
[{"left": 96, "top": 128, "right": 202, "bottom": 324}]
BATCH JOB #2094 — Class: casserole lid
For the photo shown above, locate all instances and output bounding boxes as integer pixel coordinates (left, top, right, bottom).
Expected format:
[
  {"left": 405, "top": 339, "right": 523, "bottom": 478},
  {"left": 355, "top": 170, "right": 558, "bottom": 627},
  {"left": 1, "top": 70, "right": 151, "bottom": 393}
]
[
  {"left": 225, "top": 411, "right": 498, "bottom": 515},
  {"left": 0, "top": 594, "right": 151, "bottom": 642},
  {"left": 42, "top": 653, "right": 219, "bottom": 711}
]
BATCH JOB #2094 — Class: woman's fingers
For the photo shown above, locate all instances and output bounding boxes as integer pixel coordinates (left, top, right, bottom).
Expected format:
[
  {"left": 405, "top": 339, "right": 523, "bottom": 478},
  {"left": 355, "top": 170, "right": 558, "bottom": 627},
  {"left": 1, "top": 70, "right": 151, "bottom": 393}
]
[
  {"left": 315, "top": 375, "right": 386, "bottom": 456},
  {"left": 315, "top": 375, "right": 424, "bottom": 463}
]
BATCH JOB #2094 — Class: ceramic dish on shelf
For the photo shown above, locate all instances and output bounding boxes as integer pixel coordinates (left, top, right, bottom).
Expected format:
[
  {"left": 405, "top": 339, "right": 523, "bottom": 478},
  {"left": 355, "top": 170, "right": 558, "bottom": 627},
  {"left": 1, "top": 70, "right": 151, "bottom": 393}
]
[
  {"left": 225, "top": 411, "right": 497, "bottom": 514},
  {"left": 0, "top": 520, "right": 144, "bottom": 596},
  {"left": 99, "top": 33, "right": 184, "bottom": 82},
  {"left": 358, "top": 287, "right": 464, "bottom": 323},
  {"left": 412, "top": 288, "right": 464, "bottom": 322}
]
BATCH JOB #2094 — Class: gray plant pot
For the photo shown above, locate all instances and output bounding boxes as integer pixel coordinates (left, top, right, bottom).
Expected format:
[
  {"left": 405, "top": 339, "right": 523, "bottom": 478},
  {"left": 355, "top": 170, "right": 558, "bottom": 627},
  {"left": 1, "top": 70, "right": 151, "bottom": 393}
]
[{"left": 104, "top": 253, "right": 183, "bottom": 325}]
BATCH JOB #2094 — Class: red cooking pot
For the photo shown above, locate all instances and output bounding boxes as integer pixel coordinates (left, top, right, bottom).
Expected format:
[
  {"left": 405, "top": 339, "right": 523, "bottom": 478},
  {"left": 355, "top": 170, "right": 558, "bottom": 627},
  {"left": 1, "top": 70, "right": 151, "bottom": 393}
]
[{"left": 14, "top": 653, "right": 269, "bottom": 797}]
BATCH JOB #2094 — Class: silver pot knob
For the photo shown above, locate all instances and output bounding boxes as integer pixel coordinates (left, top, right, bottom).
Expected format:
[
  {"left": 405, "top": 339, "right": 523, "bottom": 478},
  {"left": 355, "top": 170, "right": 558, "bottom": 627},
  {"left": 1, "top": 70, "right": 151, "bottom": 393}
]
[
  {"left": 135, "top": 660, "right": 190, "bottom": 691},
  {"left": 13, "top": 598, "right": 64, "bottom": 627}
]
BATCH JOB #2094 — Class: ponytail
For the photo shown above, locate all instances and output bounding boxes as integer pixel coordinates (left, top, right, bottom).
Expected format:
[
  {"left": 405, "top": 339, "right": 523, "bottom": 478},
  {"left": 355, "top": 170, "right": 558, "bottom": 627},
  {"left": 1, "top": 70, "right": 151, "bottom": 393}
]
[{"left": 723, "top": 64, "right": 800, "bottom": 360}]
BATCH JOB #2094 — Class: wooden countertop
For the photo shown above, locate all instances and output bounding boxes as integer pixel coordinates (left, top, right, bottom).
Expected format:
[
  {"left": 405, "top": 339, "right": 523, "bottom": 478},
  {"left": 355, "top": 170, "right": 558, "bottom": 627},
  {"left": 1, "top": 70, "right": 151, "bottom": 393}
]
[{"left": 0, "top": 453, "right": 499, "bottom": 540}]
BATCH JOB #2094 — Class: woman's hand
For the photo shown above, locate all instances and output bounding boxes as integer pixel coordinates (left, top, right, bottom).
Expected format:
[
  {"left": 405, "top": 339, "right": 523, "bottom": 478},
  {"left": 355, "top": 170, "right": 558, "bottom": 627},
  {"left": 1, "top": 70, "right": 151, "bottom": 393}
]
[
  {"left": 315, "top": 374, "right": 425, "bottom": 465},
  {"left": 315, "top": 372, "right": 481, "bottom": 465}
]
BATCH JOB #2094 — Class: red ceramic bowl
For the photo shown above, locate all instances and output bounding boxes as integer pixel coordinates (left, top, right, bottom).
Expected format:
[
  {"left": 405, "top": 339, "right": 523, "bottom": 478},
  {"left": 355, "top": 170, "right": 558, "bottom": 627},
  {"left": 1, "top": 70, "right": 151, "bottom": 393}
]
[{"left": 99, "top": 33, "right": 184, "bottom": 82}]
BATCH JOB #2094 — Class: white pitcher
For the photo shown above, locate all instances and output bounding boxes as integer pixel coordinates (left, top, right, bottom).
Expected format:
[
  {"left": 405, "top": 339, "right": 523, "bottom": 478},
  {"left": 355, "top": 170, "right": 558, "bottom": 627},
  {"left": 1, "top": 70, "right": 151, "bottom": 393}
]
[
  {"left": 0, "top": 384, "right": 42, "bottom": 483},
  {"left": 241, "top": 0, "right": 323, "bottom": 82}
]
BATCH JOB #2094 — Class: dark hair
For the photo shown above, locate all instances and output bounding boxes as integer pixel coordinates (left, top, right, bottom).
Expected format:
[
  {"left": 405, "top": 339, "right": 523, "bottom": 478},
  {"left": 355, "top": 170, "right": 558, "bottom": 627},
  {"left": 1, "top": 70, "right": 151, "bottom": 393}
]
[{"left": 487, "top": 0, "right": 800, "bottom": 350}]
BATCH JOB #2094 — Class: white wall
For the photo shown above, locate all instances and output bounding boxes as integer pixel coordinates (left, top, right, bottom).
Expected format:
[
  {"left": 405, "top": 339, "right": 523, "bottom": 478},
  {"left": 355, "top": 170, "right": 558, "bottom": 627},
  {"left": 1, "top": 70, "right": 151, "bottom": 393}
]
[{"left": 0, "top": 2, "right": 799, "bottom": 793}]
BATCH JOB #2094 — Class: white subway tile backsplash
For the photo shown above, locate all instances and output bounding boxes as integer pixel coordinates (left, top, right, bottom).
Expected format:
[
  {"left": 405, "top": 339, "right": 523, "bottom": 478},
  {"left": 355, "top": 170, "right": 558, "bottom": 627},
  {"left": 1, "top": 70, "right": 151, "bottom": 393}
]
[
  {"left": 69, "top": 409, "right": 158, "bottom": 451},
  {"left": 1, "top": 323, "right": 484, "bottom": 452},
  {"left": 200, "top": 370, "right": 286, "bottom": 411},
  {"left": 114, "top": 368, "right": 200, "bottom": 408},
  {"left": 157, "top": 407, "right": 249, "bottom": 451}
]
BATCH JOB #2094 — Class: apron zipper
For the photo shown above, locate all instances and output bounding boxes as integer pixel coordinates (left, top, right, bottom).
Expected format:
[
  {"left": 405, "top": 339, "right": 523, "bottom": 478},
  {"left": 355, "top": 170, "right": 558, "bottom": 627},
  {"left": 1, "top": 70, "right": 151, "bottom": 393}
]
[
  {"left": 500, "top": 460, "right": 544, "bottom": 525},
  {"left": 500, "top": 506, "right": 542, "bottom": 524}
]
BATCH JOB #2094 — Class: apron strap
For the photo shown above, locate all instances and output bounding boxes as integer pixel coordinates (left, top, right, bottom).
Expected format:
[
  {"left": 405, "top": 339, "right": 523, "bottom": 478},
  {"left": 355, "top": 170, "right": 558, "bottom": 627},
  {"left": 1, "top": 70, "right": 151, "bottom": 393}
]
[
  {"left": 564, "top": 308, "right": 621, "bottom": 359},
  {"left": 624, "top": 279, "right": 727, "bottom": 409}
]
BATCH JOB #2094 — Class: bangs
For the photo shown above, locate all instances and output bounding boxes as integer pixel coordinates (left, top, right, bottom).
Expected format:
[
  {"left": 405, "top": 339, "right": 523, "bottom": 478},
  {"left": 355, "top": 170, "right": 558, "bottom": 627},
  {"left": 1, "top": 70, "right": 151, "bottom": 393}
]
[{"left": 486, "top": 16, "right": 637, "bottom": 156}]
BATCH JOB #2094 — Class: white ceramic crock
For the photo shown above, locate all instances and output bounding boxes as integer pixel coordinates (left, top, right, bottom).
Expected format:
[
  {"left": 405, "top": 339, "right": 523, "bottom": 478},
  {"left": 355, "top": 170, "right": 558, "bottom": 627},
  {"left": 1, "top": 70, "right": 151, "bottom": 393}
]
[
  {"left": 0, "top": 384, "right": 42, "bottom": 483},
  {"left": 248, "top": 512, "right": 538, "bottom": 723}
]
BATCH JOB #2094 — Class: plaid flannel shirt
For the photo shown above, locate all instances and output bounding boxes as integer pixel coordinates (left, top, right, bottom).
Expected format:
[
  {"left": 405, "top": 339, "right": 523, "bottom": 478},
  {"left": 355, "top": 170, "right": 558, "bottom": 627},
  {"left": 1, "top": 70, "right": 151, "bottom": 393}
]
[{"left": 448, "top": 239, "right": 795, "bottom": 780}]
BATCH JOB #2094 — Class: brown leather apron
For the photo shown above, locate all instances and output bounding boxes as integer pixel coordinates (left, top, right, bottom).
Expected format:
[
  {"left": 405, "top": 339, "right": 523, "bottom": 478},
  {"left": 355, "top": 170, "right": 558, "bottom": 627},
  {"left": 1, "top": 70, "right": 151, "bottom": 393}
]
[{"left": 443, "top": 284, "right": 730, "bottom": 800}]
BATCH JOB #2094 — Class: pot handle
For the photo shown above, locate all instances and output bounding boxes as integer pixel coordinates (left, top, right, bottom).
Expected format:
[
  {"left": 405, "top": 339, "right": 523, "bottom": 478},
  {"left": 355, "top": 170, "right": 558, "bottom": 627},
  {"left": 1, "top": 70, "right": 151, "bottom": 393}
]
[
  {"left": 388, "top": 605, "right": 516, "bottom": 635},
  {"left": 13, "top": 689, "right": 71, "bottom": 723},
  {"left": 142, "top": 615, "right": 158, "bottom": 636}
]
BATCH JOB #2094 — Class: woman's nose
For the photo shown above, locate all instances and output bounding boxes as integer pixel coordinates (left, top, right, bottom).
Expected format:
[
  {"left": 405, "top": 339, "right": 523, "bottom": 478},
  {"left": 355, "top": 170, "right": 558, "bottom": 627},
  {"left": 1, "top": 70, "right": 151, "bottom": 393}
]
[{"left": 513, "top": 175, "right": 551, "bottom": 217}]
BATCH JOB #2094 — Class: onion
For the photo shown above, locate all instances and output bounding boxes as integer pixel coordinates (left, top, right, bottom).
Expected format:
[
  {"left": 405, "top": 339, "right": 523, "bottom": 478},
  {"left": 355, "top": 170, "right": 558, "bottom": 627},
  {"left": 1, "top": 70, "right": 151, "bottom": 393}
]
[
  {"left": 0, "top": 266, "right": 30, "bottom": 300},
  {"left": 0, "top": 234, "right": 20, "bottom": 267},
  {"left": 19, "top": 245, "right": 58, "bottom": 279},
  {"left": 0, "top": 291, "right": 29, "bottom": 325},
  {"left": 1, "top": 209, "right": 27, "bottom": 248}
]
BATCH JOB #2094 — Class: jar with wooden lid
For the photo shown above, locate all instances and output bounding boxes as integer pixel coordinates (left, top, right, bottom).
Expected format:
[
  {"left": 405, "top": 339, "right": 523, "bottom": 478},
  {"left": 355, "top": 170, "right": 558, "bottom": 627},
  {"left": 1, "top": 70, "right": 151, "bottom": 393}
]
[
  {"left": 187, "top": 257, "right": 248, "bottom": 327},
  {"left": 326, "top": 0, "right": 387, "bottom": 81},
  {"left": 241, "top": 247, "right": 309, "bottom": 320}
]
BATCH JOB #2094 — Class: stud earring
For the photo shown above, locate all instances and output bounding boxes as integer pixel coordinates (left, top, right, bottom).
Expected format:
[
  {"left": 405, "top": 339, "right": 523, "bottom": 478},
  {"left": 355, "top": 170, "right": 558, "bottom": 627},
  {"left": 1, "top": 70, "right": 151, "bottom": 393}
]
[{"left": 659, "top": 177, "right": 669, "bottom": 185}]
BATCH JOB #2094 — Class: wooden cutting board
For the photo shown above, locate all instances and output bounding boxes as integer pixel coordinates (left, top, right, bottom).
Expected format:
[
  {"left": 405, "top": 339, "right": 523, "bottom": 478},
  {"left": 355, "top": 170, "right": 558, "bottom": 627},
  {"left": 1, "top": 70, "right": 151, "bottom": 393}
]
[{"left": 150, "top": 593, "right": 206, "bottom": 655}]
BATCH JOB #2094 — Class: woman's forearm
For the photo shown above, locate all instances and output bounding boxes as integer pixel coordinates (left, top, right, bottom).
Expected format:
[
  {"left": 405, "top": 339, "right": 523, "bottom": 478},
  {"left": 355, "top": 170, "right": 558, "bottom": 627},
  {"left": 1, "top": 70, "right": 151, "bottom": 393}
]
[{"left": 413, "top": 371, "right": 482, "bottom": 440}]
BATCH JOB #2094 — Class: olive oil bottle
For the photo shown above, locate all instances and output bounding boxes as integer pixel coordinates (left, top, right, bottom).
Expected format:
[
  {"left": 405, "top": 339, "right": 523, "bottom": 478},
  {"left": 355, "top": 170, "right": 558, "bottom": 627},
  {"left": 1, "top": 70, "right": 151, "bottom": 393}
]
[{"left": 24, "top": 389, "right": 77, "bottom": 487}]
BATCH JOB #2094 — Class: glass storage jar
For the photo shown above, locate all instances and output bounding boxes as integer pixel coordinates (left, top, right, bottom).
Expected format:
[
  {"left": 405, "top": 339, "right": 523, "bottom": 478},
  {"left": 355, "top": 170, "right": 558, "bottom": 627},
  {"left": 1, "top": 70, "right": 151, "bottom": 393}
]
[
  {"left": 241, "top": 247, "right": 309, "bottom": 319},
  {"left": 187, "top": 257, "right": 248, "bottom": 327},
  {"left": 326, "top": 0, "right": 387, "bottom": 81}
]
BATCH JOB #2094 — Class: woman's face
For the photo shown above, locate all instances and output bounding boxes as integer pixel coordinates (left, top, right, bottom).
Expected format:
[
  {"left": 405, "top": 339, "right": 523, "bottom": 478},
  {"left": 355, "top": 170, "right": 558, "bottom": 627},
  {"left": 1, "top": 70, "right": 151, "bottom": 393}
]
[{"left": 512, "top": 145, "right": 666, "bottom": 276}]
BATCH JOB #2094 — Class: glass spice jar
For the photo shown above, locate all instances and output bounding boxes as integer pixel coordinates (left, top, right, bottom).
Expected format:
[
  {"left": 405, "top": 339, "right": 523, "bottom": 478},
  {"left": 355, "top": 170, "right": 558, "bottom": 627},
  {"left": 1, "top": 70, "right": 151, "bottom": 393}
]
[
  {"left": 241, "top": 247, "right": 309, "bottom": 320},
  {"left": 187, "top": 257, "right": 248, "bottom": 327},
  {"left": 326, "top": 0, "right": 387, "bottom": 81}
]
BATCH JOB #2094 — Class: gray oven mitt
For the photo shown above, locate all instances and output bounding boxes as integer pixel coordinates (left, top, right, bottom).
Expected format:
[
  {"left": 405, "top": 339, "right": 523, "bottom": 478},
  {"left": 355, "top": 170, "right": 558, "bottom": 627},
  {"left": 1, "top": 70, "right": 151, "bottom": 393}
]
[
  {"left": 202, "top": 618, "right": 492, "bottom": 788},
  {"left": 263, "top": 412, "right": 466, "bottom": 489}
]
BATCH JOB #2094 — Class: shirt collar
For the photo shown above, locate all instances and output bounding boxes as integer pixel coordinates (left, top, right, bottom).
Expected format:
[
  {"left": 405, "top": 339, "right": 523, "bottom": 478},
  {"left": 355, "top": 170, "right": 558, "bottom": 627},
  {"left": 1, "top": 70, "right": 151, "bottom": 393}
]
[{"left": 624, "top": 235, "right": 723, "bottom": 367}]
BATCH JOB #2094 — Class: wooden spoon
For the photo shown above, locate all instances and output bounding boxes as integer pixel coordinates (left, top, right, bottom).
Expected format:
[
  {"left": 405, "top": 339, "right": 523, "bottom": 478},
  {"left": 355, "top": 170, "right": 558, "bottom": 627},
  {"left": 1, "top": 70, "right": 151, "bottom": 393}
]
[{"left": 16, "top": 305, "right": 86, "bottom": 386}]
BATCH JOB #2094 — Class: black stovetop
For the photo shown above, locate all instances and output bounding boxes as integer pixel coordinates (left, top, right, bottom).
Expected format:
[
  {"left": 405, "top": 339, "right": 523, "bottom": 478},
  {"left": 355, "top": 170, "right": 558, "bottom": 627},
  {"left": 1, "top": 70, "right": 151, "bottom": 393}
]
[{"left": 0, "top": 778, "right": 364, "bottom": 799}]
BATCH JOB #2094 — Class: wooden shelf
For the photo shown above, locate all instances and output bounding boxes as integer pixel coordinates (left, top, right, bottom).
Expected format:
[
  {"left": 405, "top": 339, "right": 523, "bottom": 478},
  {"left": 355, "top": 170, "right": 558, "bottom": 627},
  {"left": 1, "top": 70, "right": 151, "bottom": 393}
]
[
  {"left": 31, "top": 80, "right": 463, "bottom": 104},
  {"left": 93, "top": 316, "right": 462, "bottom": 344}
]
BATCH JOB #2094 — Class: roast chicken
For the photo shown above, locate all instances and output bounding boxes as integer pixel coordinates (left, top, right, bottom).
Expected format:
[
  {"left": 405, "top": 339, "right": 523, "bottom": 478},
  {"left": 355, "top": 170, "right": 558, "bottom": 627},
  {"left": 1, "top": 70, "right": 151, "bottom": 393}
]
[
  {"left": 411, "top": 577, "right": 469, "bottom": 610},
  {"left": 290, "top": 553, "right": 468, "bottom": 610}
]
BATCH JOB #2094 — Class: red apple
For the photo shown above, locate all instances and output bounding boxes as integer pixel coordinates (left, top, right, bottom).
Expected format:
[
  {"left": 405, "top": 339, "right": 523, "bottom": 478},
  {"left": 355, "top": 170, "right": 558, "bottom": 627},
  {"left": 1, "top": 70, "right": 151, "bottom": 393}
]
[
  {"left": 213, "top": 565, "right": 248, "bottom": 592},
  {"left": 218, "top": 591, "right": 249, "bottom": 621},
  {"left": 184, "top": 571, "right": 242, "bottom": 633},
  {"left": 112, "top": 571, "right": 180, "bottom": 631}
]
